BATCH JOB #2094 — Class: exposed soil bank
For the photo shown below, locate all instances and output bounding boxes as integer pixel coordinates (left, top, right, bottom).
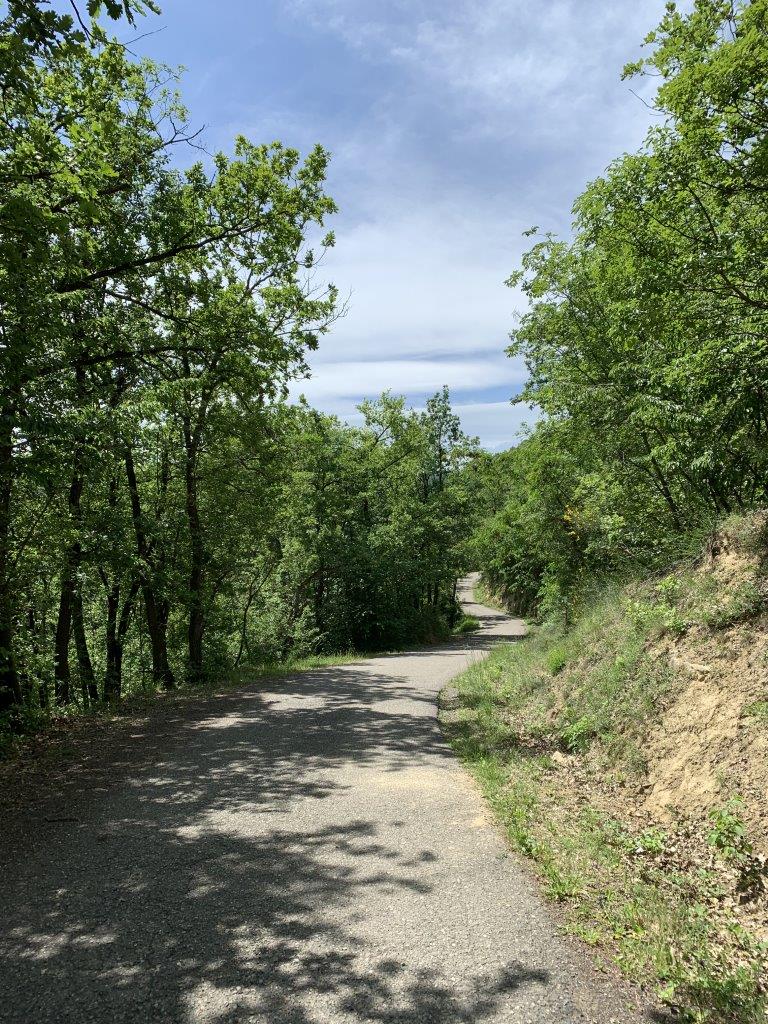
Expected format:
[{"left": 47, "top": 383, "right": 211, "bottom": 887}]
[{"left": 445, "top": 524, "right": 768, "bottom": 1022}]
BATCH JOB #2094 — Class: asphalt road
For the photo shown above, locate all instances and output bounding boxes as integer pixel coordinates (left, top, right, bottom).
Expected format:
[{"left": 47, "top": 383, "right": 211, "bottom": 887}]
[{"left": 0, "top": 577, "right": 659, "bottom": 1023}]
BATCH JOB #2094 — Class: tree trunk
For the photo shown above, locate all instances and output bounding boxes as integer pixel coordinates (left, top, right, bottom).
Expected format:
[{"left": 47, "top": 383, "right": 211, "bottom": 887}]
[
  {"left": 638, "top": 430, "right": 684, "bottom": 532},
  {"left": 104, "top": 584, "right": 120, "bottom": 703},
  {"left": 104, "top": 578, "right": 138, "bottom": 702},
  {"left": 72, "top": 588, "right": 96, "bottom": 704},
  {"left": 235, "top": 577, "right": 257, "bottom": 668},
  {"left": 26, "top": 606, "right": 48, "bottom": 710},
  {"left": 0, "top": 407, "right": 21, "bottom": 716},
  {"left": 184, "top": 435, "right": 205, "bottom": 682},
  {"left": 55, "top": 464, "right": 93, "bottom": 705},
  {"left": 54, "top": 558, "right": 74, "bottom": 705},
  {"left": 147, "top": 593, "right": 173, "bottom": 688},
  {"left": 124, "top": 443, "right": 175, "bottom": 690},
  {"left": 314, "top": 562, "right": 325, "bottom": 636}
]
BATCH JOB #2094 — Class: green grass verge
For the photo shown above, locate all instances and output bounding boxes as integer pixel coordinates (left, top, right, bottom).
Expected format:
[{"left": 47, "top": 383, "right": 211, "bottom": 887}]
[
  {"left": 472, "top": 578, "right": 511, "bottom": 614},
  {"left": 452, "top": 614, "right": 482, "bottom": 635},
  {"left": 441, "top": 596, "right": 768, "bottom": 1023},
  {"left": 226, "top": 651, "right": 368, "bottom": 686}
]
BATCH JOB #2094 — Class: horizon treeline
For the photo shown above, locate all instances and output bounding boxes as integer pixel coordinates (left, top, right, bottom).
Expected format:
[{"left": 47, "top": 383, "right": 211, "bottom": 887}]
[
  {"left": 474, "top": 0, "right": 768, "bottom": 618},
  {"left": 0, "top": 2, "right": 476, "bottom": 731}
]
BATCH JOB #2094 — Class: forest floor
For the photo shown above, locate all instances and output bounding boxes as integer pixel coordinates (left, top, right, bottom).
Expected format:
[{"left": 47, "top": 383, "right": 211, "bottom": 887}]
[{"left": 0, "top": 578, "right": 666, "bottom": 1024}]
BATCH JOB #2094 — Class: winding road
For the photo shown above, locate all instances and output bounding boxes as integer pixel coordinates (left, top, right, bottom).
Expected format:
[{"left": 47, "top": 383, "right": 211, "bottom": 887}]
[{"left": 0, "top": 577, "right": 657, "bottom": 1023}]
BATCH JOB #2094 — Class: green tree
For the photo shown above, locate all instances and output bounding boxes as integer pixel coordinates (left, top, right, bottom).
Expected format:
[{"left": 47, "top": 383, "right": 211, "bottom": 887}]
[{"left": 479, "top": 0, "right": 768, "bottom": 619}]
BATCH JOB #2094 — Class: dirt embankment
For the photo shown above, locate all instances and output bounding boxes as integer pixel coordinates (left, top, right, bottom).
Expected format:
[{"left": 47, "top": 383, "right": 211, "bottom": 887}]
[
  {"left": 451, "top": 519, "right": 768, "bottom": 1021},
  {"left": 545, "top": 517, "right": 768, "bottom": 950},
  {"left": 635, "top": 523, "right": 768, "bottom": 853}
]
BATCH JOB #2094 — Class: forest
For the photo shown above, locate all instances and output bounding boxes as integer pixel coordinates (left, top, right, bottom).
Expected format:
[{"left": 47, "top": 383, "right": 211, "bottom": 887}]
[
  {"left": 0, "top": 0, "right": 478, "bottom": 735},
  {"left": 2, "top": 0, "right": 768, "bottom": 734}
]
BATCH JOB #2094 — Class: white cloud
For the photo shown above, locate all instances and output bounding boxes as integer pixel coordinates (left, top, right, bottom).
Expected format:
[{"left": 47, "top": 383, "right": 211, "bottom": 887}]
[
  {"left": 142, "top": 0, "right": 688, "bottom": 450},
  {"left": 293, "top": 198, "right": 532, "bottom": 451},
  {"left": 452, "top": 400, "right": 538, "bottom": 450},
  {"left": 292, "top": 354, "right": 525, "bottom": 404},
  {"left": 310, "top": 198, "right": 526, "bottom": 364},
  {"left": 287, "top": 0, "right": 667, "bottom": 146},
  {"left": 277, "top": 0, "right": 680, "bottom": 447}
]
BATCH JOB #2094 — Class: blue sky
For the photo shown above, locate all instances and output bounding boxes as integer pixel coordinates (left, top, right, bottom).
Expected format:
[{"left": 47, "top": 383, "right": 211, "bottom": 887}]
[{"left": 134, "top": 0, "right": 671, "bottom": 450}]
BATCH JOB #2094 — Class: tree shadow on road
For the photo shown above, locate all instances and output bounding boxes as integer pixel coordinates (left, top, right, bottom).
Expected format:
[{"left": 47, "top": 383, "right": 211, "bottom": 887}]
[
  {"left": 3, "top": 814, "right": 553, "bottom": 1023},
  {"left": 1, "top": 645, "right": 658, "bottom": 1023},
  {"left": 1, "top": 662, "right": 556, "bottom": 1023}
]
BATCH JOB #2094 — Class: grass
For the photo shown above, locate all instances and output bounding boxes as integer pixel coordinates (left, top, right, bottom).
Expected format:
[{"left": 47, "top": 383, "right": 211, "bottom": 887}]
[
  {"left": 225, "top": 651, "right": 368, "bottom": 687},
  {"left": 441, "top": 585, "right": 768, "bottom": 1023},
  {"left": 472, "top": 578, "right": 511, "bottom": 614},
  {"left": 743, "top": 700, "right": 768, "bottom": 725},
  {"left": 452, "top": 614, "right": 481, "bottom": 635}
]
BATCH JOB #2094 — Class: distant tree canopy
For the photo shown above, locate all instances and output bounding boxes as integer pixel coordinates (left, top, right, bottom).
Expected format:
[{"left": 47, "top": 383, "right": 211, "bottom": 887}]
[
  {"left": 0, "top": 2, "right": 477, "bottom": 731},
  {"left": 474, "top": 0, "right": 768, "bottom": 618}
]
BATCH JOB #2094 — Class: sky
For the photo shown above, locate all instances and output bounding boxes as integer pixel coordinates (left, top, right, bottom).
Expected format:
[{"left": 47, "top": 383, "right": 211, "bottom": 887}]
[{"left": 132, "top": 0, "right": 672, "bottom": 450}]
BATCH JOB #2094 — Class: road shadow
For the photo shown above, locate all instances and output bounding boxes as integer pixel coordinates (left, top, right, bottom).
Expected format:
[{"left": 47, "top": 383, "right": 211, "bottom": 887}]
[{"left": 1, "top": 659, "right": 553, "bottom": 1023}]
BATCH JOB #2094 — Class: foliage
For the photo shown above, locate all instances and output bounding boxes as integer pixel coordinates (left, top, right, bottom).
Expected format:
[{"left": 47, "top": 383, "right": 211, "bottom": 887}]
[
  {"left": 707, "top": 800, "right": 753, "bottom": 865},
  {"left": 452, "top": 615, "right": 481, "bottom": 635},
  {"left": 0, "top": 3, "right": 477, "bottom": 732},
  {"left": 475, "top": 0, "right": 768, "bottom": 620}
]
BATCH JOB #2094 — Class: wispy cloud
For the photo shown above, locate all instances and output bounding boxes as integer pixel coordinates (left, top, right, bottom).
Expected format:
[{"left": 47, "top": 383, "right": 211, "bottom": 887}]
[
  {"left": 310, "top": 199, "right": 527, "bottom": 366},
  {"left": 287, "top": 0, "right": 662, "bottom": 146},
  {"left": 452, "top": 400, "right": 539, "bottom": 450},
  {"left": 144, "top": 0, "right": 676, "bottom": 448},
  {"left": 292, "top": 355, "right": 526, "bottom": 403},
  {"left": 279, "top": 0, "right": 672, "bottom": 449}
]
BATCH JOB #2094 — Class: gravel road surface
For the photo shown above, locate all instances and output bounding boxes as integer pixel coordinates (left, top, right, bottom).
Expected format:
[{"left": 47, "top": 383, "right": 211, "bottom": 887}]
[{"left": 0, "top": 577, "right": 661, "bottom": 1023}]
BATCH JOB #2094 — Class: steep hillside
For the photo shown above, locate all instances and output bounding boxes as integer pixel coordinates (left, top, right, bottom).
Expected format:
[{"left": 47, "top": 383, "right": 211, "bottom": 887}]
[{"left": 444, "top": 514, "right": 768, "bottom": 1023}]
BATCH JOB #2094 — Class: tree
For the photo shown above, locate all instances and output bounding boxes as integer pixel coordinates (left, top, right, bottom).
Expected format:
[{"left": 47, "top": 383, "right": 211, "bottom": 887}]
[
  {"left": 0, "top": 2, "right": 338, "bottom": 719},
  {"left": 479, "top": 0, "right": 768, "bottom": 619}
]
